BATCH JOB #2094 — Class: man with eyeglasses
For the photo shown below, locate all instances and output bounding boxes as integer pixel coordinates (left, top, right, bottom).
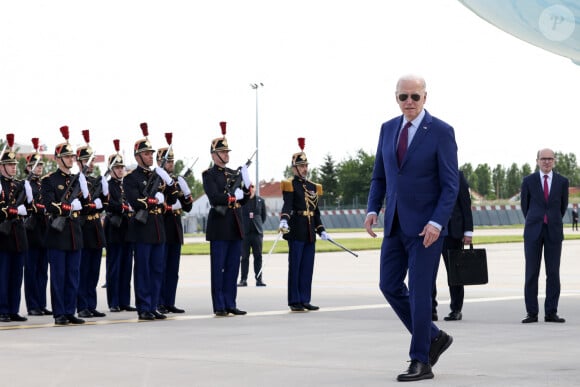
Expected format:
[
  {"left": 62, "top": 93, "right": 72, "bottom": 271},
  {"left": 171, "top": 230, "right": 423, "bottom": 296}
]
[
  {"left": 520, "top": 149, "right": 569, "bottom": 324},
  {"left": 365, "top": 74, "right": 458, "bottom": 382}
]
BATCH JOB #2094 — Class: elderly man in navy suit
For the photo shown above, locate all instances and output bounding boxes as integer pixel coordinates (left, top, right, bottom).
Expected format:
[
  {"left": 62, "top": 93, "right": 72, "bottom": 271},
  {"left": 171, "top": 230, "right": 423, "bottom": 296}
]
[
  {"left": 520, "top": 148, "right": 569, "bottom": 324},
  {"left": 365, "top": 74, "right": 458, "bottom": 382}
]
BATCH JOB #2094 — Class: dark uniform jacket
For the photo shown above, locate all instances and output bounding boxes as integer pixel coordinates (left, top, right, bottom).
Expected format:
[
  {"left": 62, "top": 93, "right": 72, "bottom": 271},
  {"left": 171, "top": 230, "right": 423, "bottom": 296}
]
[
  {"left": 123, "top": 165, "right": 175, "bottom": 244},
  {"left": 104, "top": 177, "right": 130, "bottom": 244},
  {"left": 163, "top": 175, "right": 193, "bottom": 245},
  {"left": 446, "top": 171, "right": 473, "bottom": 240},
  {"left": 280, "top": 176, "right": 325, "bottom": 242},
  {"left": 80, "top": 174, "right": 107, "bottom": 249},
  {"left": 202, "top": 164, "right": 249, "bottom": 241},
  {"left": 242, "top": 195, "right": 266, "bottom": 235},
  {"left": 25, "top": 174, "right": 48, "bottom": 248},
  {"left": 0, "top": 175, "right": 29, "bottom": 252},
  {"left": 41, "top": 169, "right": 88, "bottom": 251}
]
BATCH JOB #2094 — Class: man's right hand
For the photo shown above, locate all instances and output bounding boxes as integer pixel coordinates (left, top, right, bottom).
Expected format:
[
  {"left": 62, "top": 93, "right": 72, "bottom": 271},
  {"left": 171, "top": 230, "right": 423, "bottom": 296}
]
[{"left": 364, "top": 213, "right": 378, "bottom": 238}]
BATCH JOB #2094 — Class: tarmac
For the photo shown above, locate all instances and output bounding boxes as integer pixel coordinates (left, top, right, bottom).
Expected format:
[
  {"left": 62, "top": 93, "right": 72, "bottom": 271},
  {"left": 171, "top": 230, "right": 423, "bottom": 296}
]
[{"left": 2, "top": 228, "right": 580, "bottom": 386}]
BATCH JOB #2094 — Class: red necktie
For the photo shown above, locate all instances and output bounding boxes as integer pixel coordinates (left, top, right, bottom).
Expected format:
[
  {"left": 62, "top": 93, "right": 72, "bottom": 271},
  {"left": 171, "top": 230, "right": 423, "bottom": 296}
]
[
  {"left": 397, "top": 122, "right": 412, "bottom": 166},
  {"left": 543, "top": 174, "right": 549, "bottom": 224}
]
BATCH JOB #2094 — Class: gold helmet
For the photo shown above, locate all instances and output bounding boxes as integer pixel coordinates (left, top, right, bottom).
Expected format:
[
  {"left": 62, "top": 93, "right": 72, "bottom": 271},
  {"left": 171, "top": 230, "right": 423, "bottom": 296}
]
[
  {"left": 291, "top": 137, "right": 308, "bottom": 166},
  {"left": 0, "top": 133, "right": 17, "bottom": 164},
  {"left": 54, "top": 126, "right": 75, "bottom": 158},
  {"left": 211, "top": 121, "right": 231, "bottom": 153}
]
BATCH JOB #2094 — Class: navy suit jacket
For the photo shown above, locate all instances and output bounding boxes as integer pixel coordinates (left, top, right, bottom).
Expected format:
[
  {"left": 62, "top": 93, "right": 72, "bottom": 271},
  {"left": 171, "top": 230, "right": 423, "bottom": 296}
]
[
  {"left": 521, "top": 171, "right": 569, "bottom": 241},
  {"left": 367, "top": 109, "right": 459, "bottom": 237}
]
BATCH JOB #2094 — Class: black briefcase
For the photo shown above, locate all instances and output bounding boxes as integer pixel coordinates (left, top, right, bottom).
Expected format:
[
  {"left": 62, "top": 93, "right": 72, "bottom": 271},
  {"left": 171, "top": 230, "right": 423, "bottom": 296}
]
[{"left": 447, "top": 244, "right": 488, "bottom": 286}]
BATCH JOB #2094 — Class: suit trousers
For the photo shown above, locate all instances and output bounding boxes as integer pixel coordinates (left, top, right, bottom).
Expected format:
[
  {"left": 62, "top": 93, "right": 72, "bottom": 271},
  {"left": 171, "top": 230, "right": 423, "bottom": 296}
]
[
  {"left": 0, "top": 251, "right": 25, "bottom": 314},
  {"left": 77, "top": 247, "right": 103, "bottom": 311},
  {"left": 379, "top": 224, "right": 442, "bottom": 365},
  {"left": 210, "top": 240, "right": 242, "bottom": 312},
  {"left": 160, "top": 242, "right": 182, "bottom": 307},
  {"left": 24, "top": 247, "right": 49, "bottom": 311},
  {"left": 240, "top": 232, "right": 264, "bottom": 281},
  {"left": 524, "top": 224, "right": 562, "bottom": 315},
  {"left": 48, "top": 248, "right": 81, "bottom": 316},
  {"left": 287, "top": 240, "right": 315, "bottom": 306},
  {"left": 440, "top": 237, "right": 465, "bottom": 312},
  {"left": 133, "top": 242, "right": 164, "bottom": 313}
]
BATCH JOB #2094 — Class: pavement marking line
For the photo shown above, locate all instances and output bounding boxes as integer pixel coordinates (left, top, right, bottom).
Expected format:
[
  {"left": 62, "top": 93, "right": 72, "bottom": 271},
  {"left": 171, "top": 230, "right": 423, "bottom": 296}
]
[{"left": 2, "top": 293, "right": 579, "bottom": 331}]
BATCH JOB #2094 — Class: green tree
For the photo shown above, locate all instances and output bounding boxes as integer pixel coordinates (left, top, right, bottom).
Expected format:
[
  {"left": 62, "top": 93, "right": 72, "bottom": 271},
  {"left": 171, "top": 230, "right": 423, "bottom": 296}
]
[
  {"left": 492, "top": 164, "right": 506, "bottom": 199},
  {"left": 505, "top": 163, "right": 522, "bottom": 198},
  {"left": 318, "top": 154, "right": 339, "bottom": 209},
  {"left": 336, "top": 149, "right": 375, "bottom": 209},
  {"left": 554, "top": 152, "right": 580, "bottom": 186},
  {"left": 473, "top": 163, "right": 492, "bottom": 198}
]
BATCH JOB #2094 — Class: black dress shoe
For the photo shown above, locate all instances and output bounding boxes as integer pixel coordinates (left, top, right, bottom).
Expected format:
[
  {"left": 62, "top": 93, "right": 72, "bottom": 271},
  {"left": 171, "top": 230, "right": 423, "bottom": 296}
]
[
  {"left": 167, "top": 306, "right": 185, "bottom": 313},
  {"left": 545, "top": 314, "right": 566, "bottom": 323},
  {"left": 444, "top": 311, "right": 462, "bottom": 321},
  {"left": 78, "top": 309, "right": 93, "bottom": 318},
  {"left": 43, "top": 308, "right": 53, "bottom": 315},
  {"left": 54, "top": 315, "right": 69, "bottom": 325},
  {"left": 28, "top": 309, "right": 44, "bottom": 316},
  {"left": 227, "top": 308, "right": 247, "bottom": 315},
  {"left": 10, "top": 314, "right": 28, "bottom": 322},
  {"left": 256, "top": 280, "right": 267, "bottom": 287},
  {"left": 522, "top": 314, "right": 538, "bottom": 323},
  {"left": 397, "top": 360, "right": 434, "bottom": 382},
  {"left": 138, "top": 312, "right": 155, "bottom": 321},
  {"left": 90, "top": 309, "right": 106, "bottom": 317},
  {"left": 214, "top": 310, "right": 228, "bottom": 317},
  {"left": 429, "top": 330, "right": 453, "bottom": 367},
  {"left": 121, "top": 306, "right": 138, "bottom": 312},
  {"left": 237, "top": 280, "right": 247, "bottom": 287},
  {"left": 66, "top": 315, "right": 85, "bottom": 324},
  {"left": 152, "top": 311, "right": 167, "bottom": 319},
  {"left": 432, "top": 312, "right": 438, "bottom": 321},
  {"left": 0, "top": 314, "right": 11, "bottom": 322},
  {"left": 109, "top": 306, "right": 121, "bottom": 312},
  {"left": 302, "top": 303, "right": 319, "bottom": 311},
  {"left": 157, "top": 305, "right": 169, "bottom": 314},
  {"left": 289, "top": 304, "right": 306, "bottom": 312}
]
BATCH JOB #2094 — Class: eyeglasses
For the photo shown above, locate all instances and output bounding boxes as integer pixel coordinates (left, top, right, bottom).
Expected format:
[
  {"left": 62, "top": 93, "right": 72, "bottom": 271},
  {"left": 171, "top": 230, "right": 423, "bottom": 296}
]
[
  {"left": 398, "top": 93, "right": 421, "bottom": 102},
  {"left": 539, "top": 158, "right": 554, "bottom": 162}
]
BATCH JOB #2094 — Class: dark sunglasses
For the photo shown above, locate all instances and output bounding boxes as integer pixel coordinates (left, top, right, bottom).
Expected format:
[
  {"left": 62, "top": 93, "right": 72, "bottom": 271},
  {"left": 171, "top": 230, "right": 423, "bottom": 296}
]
[{"left": 398, "top": 93, "right": 421, "bottom": 102}]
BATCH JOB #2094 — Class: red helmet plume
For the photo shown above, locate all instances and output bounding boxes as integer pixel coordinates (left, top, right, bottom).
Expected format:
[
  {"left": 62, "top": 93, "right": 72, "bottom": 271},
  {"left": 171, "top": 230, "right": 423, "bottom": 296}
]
[
  {"left": 165, "top": 132, "right": 173, "bottom": 145},
  {"left": 82, "top": 129, "right": 90, "bottom": 144},
  {"left": 297, "top": 137, "right": 305, "bottom": 151},
  {"left": 6, "top": 134, "right": 14, "bottom": 148},
  {"left": 219, "top": 121, "right": 227, "bottom": 136},
  {"left": 140, "top": 122, "right": 149, "bottom": 137},
  {"left": 60, "top": 125, "right": 70, "bottom": 140},
  {"left": 32, "top": 138, "right": 40, "bottom": 151},
  {"left": 113, "top": 139, "right": 120, "bottom": 152}
]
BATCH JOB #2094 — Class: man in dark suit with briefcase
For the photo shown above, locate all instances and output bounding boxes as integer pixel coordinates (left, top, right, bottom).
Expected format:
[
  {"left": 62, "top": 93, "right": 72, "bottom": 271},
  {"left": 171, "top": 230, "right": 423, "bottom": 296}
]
[
  {"left": 238, "top": 184, "right": 267, "bottom": 287},
  {"left": 432, "top": 170, "right": 473, "bottom": 322}
]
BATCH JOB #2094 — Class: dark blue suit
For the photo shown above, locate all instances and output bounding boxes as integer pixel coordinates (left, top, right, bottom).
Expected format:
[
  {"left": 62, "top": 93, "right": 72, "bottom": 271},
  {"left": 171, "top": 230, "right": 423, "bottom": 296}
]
[
  {"left": 367, "top": 109, "right": 458, "bottom": 365},
  {"left": 521, "top": 171, "right": 568, "bottom": 316}
]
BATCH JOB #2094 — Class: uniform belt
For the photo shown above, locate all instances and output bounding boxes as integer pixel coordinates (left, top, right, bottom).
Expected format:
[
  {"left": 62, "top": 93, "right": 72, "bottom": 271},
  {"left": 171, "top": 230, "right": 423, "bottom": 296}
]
[
  {"left": 72, "top": 211, "right": 79, "bottom": 218},
  {"left": 173, "top": 209, "right": 182, "bottom": 215},
  {"left": 127, "top": 212, "right": 134, "bottom": 218},
  {"left": 86, "top": 213, "right": 100, "bottom": 221},
  {"left": 149, "top": 208, "right": 162, "bottom": 215},
  {"left": 297, "top": 210, "right": 314, "bottom": 217}
]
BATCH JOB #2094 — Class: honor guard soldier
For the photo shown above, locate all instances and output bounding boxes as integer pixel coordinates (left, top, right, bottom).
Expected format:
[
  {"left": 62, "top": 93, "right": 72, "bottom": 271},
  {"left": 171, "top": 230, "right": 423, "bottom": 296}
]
[
  {"left": 75, "top": 130, "right": 108, "bottom": 319},
  {"left": 124, "top": 123, "right": 176, "bottom": 321},
  {"left": 104, "top": 140, "right": 137, "bottom": 313},
  {"left": 279, "top": 138, "right": 330, "bottom": 312},
  {"left": 156, "top": 143, "right": 193, "bottom": 314},
  {"left": 23, "top": 138, "right": 52, "bottom": 317},
  {"left": 42, "top": 126, "right": 90, "bottom": 325},
  {"left": 0, "top": 134, "right": 31, "bottom": 322},
  {"left": 202, "top": 121, "right": 251, "bottom": 317}
]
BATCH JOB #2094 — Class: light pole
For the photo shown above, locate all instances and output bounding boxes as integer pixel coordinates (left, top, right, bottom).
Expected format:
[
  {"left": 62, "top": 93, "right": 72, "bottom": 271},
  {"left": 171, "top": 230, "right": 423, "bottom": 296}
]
[{"left": 250, "top": 82, "right": 263, "bottom": 196}]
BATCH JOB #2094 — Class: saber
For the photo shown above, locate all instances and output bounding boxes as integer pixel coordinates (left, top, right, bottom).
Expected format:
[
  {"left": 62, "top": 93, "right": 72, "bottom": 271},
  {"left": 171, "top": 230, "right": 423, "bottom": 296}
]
[
  {"left": 326, "top": 238, "right": 358, "bottom": 257},
  {"left": 257, "top": 231, "right": 283, "bottom": 279}
]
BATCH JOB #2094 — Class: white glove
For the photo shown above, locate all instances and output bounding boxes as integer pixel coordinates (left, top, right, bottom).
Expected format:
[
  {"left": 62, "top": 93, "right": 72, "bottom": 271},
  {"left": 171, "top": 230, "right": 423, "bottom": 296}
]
[
  {"left": 78, "top": 173, "right": 89, "bottom": 198},
  {"left": 321, "top": 231, "right": 331, "bottom": 241},
  {"left": 155, "top": 167, "right": 174, "bottom": 186},
  {"left": 71, "top": 198, "right": 82, "bottom": 211},
  {"left": 234, "top": 188, "right": 244, "bottom": 201},
  {"left": 24, "top": 180, "right": 33, "bottom": 203},
  {"left": 241, "top": 164, "right": 251, "bottom": 188},
  {"left": 94, "top": 198, "right": 103, "bottom": 209},
  {"left": 172, "top": 201, "right": 182, "bottom": 211},
  {"left": 17, "top": 204, "right": 27, "bottom": 216},
  {"left": 177, "top": 176, "right": 191, "bottom": 196},
  {"left": 101, "top": 177, "right": 109, "bottom": 196},
  {"left": 279, "top": 219, "right": 289, "bottom": 234},
  {"left": 155, "top": 192, "right": 165, "bottom": 204}
]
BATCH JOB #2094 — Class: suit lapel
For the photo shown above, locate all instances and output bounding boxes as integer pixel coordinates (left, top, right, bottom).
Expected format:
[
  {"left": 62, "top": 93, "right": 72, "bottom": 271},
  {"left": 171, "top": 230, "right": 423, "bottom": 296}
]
[{"left": 400, "top": 112, "right": 431, "bottom": 166}]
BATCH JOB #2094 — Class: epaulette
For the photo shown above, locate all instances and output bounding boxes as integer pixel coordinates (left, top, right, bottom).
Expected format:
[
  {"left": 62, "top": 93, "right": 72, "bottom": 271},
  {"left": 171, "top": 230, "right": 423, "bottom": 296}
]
[
  {"left": 280, "top": 179, "right": 293, "bottom": 193},
  {"left": 315, "top": 183, "right": 323, "bottom": 196}
]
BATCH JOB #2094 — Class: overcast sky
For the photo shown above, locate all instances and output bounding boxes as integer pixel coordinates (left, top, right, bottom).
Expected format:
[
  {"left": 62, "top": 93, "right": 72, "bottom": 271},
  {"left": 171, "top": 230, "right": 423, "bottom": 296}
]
[{"left": 2, "top": 0, "right": 579, "bottom": 182}]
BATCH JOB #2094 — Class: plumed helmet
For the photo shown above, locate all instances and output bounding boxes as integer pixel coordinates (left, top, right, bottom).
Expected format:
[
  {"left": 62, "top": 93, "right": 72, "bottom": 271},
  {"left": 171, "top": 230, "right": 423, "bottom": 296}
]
[
  {"left": 108, "top": 139, "right": 125, "bottom": 168},
  {"left": 211, "top": 121, "right": 231, "bottom": 153},
  {"left": 26, "top": 138, "right": 44, "bottom": 166},
  {"left": 291, "top": 137, "right": 308, "bottom": 166},
  {"left": 55, "top": 126, "right": 75, "bottom": 158},
  {"left": 0, "top": 133, "right": 17, "bottom": 164},
  {"left": 134, "top": 122, "right": 155, "bottom": 155}
]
